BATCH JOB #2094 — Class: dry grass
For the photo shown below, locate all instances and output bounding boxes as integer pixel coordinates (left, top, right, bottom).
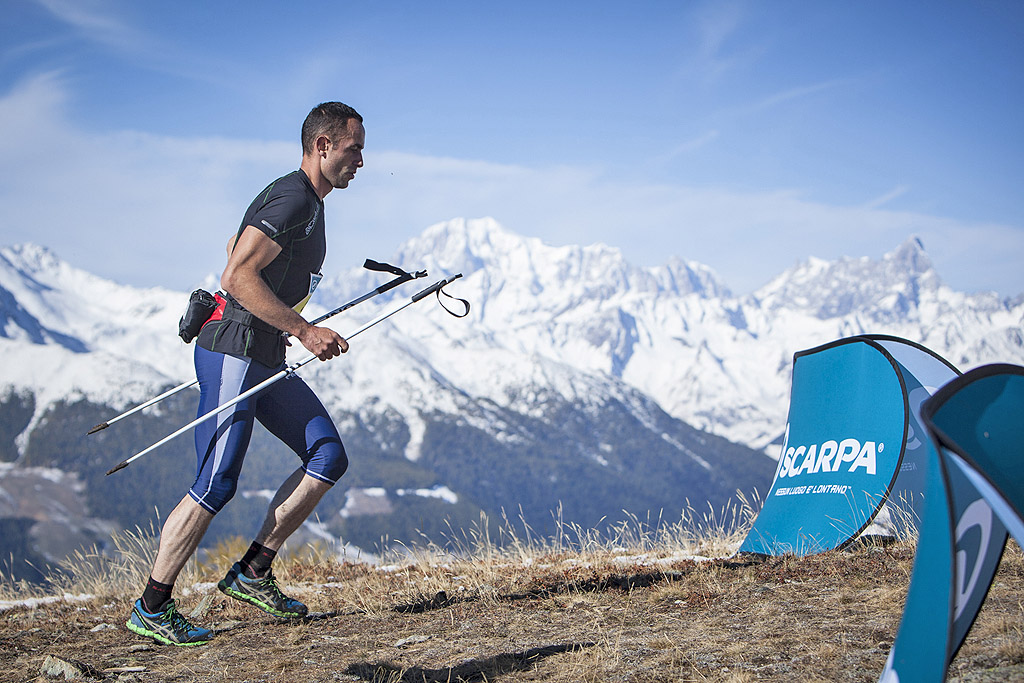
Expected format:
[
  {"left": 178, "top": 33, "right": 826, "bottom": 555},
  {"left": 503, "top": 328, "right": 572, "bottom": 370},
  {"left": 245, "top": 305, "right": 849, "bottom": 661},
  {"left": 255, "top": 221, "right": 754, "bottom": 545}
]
[{"left": 2, "top": 502, "right": 1023, "bottom": 682}]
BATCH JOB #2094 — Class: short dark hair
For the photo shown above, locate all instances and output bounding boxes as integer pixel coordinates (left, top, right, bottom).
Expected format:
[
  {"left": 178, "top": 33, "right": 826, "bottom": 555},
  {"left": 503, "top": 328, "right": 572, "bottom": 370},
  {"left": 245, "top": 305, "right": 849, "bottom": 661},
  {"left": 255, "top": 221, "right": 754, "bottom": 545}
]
[{"left": 301, "top": 102, "right": 363, "bottom": 155}]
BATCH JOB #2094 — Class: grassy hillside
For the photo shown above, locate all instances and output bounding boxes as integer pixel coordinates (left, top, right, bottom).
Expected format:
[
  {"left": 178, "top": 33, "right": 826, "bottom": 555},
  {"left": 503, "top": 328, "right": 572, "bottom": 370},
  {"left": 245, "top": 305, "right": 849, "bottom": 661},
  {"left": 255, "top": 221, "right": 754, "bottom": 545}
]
[
  {"left": 2, "top": 510, "right": 1022, "bottom": 682},
  {"left": 5, "top": 388, "right": 774, "bottom": 582}
]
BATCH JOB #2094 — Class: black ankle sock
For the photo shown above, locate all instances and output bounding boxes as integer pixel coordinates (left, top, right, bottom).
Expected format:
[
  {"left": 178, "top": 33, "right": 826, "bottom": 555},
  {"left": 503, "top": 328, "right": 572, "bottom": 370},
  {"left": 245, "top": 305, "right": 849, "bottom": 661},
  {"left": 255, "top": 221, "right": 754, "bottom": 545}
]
[
  {"left": 141, "top": 576, "right": 174, "bottom": 614},
  {"left": 240, "top": 541, "right": 277, "bottom": 578}
]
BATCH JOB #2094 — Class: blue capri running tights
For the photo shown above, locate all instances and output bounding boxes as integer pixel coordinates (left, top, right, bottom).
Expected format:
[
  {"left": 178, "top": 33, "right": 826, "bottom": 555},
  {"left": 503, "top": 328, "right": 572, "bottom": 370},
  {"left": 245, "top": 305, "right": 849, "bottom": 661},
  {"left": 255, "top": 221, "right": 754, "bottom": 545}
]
[{"left": 188, "top": 345, "right": 347, "bottom": 514}]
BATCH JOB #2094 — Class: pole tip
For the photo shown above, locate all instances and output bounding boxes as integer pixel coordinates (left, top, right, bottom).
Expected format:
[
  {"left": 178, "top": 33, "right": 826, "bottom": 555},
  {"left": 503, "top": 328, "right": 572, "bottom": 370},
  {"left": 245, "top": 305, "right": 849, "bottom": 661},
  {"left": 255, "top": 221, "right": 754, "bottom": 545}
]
[
  {"left": 88, "top": 422, "right": 108, "bottom": 435},
  {"left": 106, "top": 461, "right": 128, "bottom": 476}
]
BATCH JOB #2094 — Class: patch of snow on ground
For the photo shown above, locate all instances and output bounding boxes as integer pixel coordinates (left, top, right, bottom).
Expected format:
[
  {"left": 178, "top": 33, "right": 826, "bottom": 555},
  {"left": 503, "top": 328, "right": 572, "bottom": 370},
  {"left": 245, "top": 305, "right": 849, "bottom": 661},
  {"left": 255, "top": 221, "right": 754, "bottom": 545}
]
[
  {"left": 0, "top": 593, "right": 96, "bottom": 613},
  {"left": 396, "top": 485, "right": 459, "bottom": 504}
]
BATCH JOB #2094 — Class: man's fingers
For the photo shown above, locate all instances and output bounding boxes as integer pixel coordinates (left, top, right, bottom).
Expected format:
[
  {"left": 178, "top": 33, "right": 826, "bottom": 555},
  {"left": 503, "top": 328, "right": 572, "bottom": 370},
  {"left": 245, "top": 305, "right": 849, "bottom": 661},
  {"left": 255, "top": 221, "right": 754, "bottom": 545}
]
[
  {"left": 309, "top": 329, "right": 347, "bottom": 361},
  {"left": 317, "top": 340, "right": 338, "bottom": 361}
]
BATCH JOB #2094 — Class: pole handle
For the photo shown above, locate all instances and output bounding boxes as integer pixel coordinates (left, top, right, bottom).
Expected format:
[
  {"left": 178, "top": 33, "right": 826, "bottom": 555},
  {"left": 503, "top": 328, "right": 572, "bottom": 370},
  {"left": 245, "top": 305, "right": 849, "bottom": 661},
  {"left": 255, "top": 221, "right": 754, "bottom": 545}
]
[{"left": 413, "top": 273, "right": 463, "bottom": 302}]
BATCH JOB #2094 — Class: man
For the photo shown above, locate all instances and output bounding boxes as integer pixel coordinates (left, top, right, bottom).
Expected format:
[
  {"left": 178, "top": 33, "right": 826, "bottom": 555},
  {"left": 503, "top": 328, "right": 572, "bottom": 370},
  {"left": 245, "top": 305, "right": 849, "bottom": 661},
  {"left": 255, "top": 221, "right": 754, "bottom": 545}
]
[{"left": 126, "top": 102, "right": 365, "bottom": 646}]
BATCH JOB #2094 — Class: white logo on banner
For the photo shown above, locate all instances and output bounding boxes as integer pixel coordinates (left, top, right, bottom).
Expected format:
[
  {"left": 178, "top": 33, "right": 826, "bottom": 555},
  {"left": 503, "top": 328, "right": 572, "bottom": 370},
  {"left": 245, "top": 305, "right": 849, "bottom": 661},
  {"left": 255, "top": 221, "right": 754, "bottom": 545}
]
[
  {"left": 778, "top": 438, "right": 883, "bottom": 478},
  {"left": 953, "top": 498, "right": 993, "bottom": 621}
]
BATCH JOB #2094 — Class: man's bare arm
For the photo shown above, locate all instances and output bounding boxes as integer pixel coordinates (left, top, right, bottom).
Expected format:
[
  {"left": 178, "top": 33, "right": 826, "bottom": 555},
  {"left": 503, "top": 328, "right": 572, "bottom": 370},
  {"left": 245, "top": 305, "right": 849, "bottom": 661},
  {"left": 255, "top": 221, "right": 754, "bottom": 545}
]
[{"left": 220, "top": 226, "right": 347, "bottom": 360}]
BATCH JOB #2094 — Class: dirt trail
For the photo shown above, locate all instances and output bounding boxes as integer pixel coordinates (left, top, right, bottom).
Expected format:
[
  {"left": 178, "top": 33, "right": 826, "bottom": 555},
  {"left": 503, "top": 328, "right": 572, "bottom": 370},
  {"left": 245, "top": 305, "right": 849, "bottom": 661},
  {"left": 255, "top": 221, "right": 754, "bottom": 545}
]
[{"left": 3, "top": 543, "right": 1022, "bottom": 682}]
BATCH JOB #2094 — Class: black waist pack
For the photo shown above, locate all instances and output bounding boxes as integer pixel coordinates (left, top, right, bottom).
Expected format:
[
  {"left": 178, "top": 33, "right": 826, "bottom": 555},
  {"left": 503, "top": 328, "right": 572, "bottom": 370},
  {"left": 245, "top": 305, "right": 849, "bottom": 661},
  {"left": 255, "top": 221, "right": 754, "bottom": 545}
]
[{"left": 178, "top": 289, "right": 218, "bottom": 343}]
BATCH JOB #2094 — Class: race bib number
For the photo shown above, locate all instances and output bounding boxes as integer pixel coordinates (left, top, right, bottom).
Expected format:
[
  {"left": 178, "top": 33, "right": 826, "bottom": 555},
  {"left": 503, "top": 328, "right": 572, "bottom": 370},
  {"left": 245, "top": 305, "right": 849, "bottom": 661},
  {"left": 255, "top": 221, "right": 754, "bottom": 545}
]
[{"left": 292, "top": 272, "right": 323, "bottom": 314}]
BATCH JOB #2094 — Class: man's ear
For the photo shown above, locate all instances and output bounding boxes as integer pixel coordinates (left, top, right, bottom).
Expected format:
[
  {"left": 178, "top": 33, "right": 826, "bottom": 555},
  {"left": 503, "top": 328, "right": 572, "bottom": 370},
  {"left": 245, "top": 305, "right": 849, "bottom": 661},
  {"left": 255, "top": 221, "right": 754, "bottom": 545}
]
[{"left": 316, "top": 135, "right": 331, "bottom": 157}]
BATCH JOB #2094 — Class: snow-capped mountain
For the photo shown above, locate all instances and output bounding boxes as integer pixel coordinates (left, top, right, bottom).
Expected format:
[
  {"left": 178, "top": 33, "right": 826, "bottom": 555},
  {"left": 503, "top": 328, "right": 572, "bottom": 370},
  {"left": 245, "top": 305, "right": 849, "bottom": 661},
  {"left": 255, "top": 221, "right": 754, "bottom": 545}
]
[
  {"left": 2, "top": 219, "right": 1022, "bottom": 458},
  {"left": 319, "top": 219, "right": 1023, "bottom": 451},
  {"left": 0, "top": 243, "right": 192, "bottom": 422}
]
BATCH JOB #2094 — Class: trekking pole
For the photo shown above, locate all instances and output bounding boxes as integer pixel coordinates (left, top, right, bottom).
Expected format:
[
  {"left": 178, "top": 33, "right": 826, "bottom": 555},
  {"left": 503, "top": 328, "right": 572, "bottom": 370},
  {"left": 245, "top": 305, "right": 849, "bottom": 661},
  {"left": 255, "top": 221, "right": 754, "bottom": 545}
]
[
  {"left": 87, "top": 260, "right": 426, "bottom": 435},
  {"left": 87, "top": 379, "right": 198, "bottom": 435},
  {"left": 106, "top": 273, "right": 466, "bottom": 476}
]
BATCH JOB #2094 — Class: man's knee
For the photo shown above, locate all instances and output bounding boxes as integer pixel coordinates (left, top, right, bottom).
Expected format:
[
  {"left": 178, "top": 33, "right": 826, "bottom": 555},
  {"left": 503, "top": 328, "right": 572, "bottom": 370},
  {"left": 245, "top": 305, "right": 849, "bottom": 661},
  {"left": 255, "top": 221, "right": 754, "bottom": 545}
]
[
  {"left": 308, "top": 438, "right": 347, "bottom": 484},
  {"left": 189, "top": 477, "right": 238, "bottom": 514}
]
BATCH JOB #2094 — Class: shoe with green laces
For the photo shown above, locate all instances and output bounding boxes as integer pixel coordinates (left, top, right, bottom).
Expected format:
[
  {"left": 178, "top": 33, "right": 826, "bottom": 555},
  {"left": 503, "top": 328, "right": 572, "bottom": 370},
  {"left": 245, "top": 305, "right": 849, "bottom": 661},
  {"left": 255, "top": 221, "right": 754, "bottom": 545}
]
[
  {"left": 126, "top": 598, "right": 212, "bottom": 646},
  {"left": 217, "top": 562, "right": 308, "bottom": 618}
]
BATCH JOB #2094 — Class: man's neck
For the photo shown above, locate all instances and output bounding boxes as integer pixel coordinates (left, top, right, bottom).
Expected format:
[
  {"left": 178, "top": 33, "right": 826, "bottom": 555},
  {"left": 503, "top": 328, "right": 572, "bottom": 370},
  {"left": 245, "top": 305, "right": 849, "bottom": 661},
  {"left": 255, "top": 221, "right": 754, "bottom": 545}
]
[{"left": 299, "top": 158, "right": 331, "bottom": 200}]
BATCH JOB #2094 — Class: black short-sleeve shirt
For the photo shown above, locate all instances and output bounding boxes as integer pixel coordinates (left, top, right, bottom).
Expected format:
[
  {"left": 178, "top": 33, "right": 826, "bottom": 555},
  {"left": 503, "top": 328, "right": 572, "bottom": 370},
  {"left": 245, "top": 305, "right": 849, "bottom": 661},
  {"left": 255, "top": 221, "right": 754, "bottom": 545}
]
[
  {"left": 241, "top": 170, "right": 326, "bottom": 309},
  {"left": 196, "top": 170, "right": 326, "bottom": 367}
]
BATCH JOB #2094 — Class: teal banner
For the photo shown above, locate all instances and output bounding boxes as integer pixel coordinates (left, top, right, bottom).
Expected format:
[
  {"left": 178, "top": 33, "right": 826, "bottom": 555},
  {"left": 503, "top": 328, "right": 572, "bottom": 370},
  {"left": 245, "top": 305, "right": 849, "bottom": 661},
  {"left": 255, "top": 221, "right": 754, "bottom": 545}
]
[
  {"left": 741, "top": 338, "right": 908, "bottom": 555},
  {"left": 879, "top": 425, "right": 955, "bottom": 682},
  {"left": 880, "top": 364, "right": 1024, "bottom": 682}
]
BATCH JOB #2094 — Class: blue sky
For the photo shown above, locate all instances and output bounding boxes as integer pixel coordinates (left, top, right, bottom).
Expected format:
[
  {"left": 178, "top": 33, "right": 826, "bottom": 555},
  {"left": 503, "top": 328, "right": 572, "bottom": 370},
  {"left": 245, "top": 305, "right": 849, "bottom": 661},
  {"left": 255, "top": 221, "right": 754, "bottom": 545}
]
[{"left": 1, "top": 0, "right": 1022, "bottom": 296}]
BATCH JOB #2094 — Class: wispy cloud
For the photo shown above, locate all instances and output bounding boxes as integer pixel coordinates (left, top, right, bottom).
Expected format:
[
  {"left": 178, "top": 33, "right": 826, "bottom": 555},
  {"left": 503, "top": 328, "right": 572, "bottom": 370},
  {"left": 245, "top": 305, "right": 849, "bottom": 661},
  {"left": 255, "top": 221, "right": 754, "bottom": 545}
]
[
  {"left": 863, "top": 185, "right": 911, "bottom": 210},
  {"left": 31, "top": 0, "right": 147, "bottom": 53},
  {"left": 689, "top": 0, "right": 762, "bottom": 83},
  {"left": 27, "top": 0, "right": 250, "bottom": 90},
  {"left": 2, "top": 72, "right": 1021, "bottom": 298},
  {"left": 746, "top": 78, "right": 851, "bottom": 114},
  {"left": 695, "top": 4, "right": 743, "bottom": 66},
  {"left": 645, "top": 130, "right": 721, "bottom": 170},
  {"left": 672, "top": 129, "right": 721, "bottom": 156},
  {"left": 0, "top": 73, "right": 292, "bottom": 288},
  {"left": 0, "top": 70, "right": 66, "bottom": 142}
]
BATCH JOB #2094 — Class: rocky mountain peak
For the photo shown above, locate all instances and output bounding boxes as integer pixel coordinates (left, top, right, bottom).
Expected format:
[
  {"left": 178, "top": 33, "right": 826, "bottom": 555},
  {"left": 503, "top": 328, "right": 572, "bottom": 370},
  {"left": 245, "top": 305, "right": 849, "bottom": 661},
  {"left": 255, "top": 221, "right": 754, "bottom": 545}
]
[
  {"left": 751, "top": 236, "right": 946, "bottom": 320},
  {"left": 1, "top": 243, "right": 64, "bottom": 277}
]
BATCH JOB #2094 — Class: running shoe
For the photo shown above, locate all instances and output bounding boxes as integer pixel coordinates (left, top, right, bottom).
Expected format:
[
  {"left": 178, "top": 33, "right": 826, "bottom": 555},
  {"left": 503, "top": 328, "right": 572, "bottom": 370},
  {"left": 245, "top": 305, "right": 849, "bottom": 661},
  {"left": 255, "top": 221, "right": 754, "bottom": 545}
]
[
  {"left": 217, "top": 562, "right": 308, "bottom": 618},
  {"left": 126, "top": 598, "right": 212, "bottom": 646}
]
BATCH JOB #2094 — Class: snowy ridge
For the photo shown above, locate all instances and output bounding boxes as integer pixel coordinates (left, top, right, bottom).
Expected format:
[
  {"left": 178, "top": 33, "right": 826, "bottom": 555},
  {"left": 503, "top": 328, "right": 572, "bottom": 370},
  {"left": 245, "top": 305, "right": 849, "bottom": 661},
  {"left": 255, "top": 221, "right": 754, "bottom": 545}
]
[
  {"left": 2, "top": 220, "right": 1023, "bottom": 459},
  {"left": 343, "top": 219, "right": 1022, "bottom": 451},
  {"left": 0, "top": 244, "right": 193, "bottom": 441}
]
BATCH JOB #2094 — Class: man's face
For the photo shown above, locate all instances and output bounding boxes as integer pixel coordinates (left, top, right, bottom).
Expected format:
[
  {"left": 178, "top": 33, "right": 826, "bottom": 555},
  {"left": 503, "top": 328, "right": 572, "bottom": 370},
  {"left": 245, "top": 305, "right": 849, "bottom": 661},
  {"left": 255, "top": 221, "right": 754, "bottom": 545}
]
[{"left": 322, "top": 118, "right": 365, "bottom": 190}]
